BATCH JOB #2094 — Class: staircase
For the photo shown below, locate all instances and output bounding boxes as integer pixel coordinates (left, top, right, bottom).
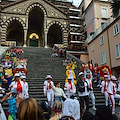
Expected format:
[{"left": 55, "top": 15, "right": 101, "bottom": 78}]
[{"left": 1, "top": 47, "right": 118, "bottom": 112}]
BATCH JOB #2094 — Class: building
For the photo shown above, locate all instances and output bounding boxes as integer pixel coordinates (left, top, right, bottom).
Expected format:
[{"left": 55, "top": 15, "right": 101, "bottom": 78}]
[
  {"left": 79, "top": 0, "right": 112, "bottom": 43},
  {"left": 0, "top": 0, "right": 85, "bottom": 51},
  {"left": 87, "top": 13, "right": 120, "bottom": 76}
]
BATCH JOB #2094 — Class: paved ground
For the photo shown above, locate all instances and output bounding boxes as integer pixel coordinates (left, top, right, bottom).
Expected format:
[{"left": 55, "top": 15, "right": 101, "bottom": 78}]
[{"left": 89, "top": 106, "right": 120, "bottom": 116}]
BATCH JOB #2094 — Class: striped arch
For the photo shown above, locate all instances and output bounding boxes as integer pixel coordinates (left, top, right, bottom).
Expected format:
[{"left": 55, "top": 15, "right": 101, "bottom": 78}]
[
  {"left": 47, "top": 21, "right": 67, "bottom": 44},
  {"left": 0, "top": 19, "right": 4, "bottom": 26},
  {"left": 47, "top": 21, "right": 65, "bottom": 31},
  {"left": 26, "top": 3, "right": 47, "bottom": 17},
  {"left": 4, "top": 17, "right": 26, "bottom": 28}
]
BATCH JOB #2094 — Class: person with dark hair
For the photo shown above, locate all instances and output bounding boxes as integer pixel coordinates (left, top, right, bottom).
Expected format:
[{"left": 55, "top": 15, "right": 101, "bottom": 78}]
[
  {"left": 77, "top": 72, "right": 89, "bottom": 117},
  {"left": 82, "top": 111, "right": 94, "bottom": 120},
  {"left": 50, "top": 81, "right": 67, "bottom": 102},
  {"left": 95, "top": 106, "right": 114, "bottom": 120}
]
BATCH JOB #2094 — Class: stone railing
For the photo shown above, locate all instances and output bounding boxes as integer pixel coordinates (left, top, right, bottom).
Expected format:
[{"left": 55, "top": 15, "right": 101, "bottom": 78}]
[{"left": 0, "top": 43, "right": 15, "bottom": 60}]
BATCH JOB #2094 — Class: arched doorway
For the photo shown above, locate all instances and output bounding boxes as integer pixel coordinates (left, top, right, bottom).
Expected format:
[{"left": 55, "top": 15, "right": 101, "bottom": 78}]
[
  {"left": 29, "top": 33, "right": 39, "bottom": 47},
  {"left": 6, "top": 20, "right": 24, "bottom": 46},
  {"left": 47, "top": 24, "right": 62, "bottom": 47},
  {"left": 27, "top": 6, "right": 44, "bottom": 47}
]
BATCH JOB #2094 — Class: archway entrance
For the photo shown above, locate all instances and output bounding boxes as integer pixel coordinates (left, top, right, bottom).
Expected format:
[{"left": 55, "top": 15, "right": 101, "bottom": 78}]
[
  {"left": 27, "top": 6, "right": 44, "bottom": 47},
  {"left": 48, "top": 24, "right": 62, "bottom": 48},
  {"left": 6, "top": 20, "right": 24, "bottom": 46},
  {"left": 29, "top": 33, "right": 39, "bottom": 47}
]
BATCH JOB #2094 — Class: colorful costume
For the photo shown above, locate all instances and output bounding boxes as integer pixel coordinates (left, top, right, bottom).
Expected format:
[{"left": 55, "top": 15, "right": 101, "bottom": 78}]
[
  {"left": 0, "top": 65, "right": 7, "bottom": 86},
  {"left": 65, "top": 63, "right": 76, "bottom": 85},
  {"left": 100, "top": 65, "right": 111, "bottom": 80}
]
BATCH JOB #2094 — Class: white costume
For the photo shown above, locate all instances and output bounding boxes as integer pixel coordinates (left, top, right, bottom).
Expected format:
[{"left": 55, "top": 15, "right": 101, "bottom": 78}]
[
  {"left": 9, "top": 81, "right": 25, "bottom": 97},
  {"left": 43, "top": 80, "right": 54, "bottom": 108},
  {"left": 85, "top": 78, "right": 96, "bottom": 108},
  {"left": 62, "top": 98, "right": 80, "bottom": 120},
  {"left": 107, "top": 78, "right": 120, "bottom": 114},
  {"left": 0, "top": 103, "right": 7, "bottom": 120},
  {"left": 101, "top": 80, "right": 109, "bottom": 106},
  {"left": 64, "top": 82, "right": 76, "bottom": 98},
  {"left": 117, "top": 78, "right": 120, "bottom": 92},
  {"left": 23, "top": 82, "right": 29, "bottom": 99}
]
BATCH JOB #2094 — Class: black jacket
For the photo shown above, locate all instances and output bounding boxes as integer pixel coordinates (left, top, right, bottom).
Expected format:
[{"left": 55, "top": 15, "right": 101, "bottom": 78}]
[{"left": 77, "top": 79, "right": 89, "bottom": 92}]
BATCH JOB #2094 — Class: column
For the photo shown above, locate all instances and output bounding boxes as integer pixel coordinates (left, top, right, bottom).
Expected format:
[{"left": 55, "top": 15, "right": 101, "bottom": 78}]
[
  {"left": 44, "top": 30, "right": 48, "bottom": 48},
  {"left": 23, "top": 29, "right": 27, "bottom": 47}
]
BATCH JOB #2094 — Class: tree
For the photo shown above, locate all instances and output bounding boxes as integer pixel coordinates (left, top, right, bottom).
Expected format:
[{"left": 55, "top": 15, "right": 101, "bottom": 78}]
[{"left": 110, "top": 0, "right": 120, "bottom": 18}]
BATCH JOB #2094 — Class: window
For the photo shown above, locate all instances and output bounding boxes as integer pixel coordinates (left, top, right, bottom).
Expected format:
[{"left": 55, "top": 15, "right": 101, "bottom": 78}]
[
  {"left": 116, "top": 43, "right": 120, "bottom": 58},
  {"left": 92, "top": 45, "right": 94, "bottom": 52},
  {"left": 113, "top": 23, "right": 119, "bottom": 36},
  {"left": 101, "top": 51, "right": 106, "bottom": 64},
  {"left": 101, "top": 7, "right": 108, "bottom": 18},
  {"left": 100, "top": 35, "right": 104, "bottom": 45}
]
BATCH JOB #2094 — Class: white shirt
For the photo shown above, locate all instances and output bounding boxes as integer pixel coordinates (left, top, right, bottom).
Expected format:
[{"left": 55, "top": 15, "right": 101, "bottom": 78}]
[
  {"left": 23, "top": 82, "right": 29, "bottom": 98},
  {"left": 107, "top": 81, "right": 117, "bottom": 95},
  {"left": 117, "top": 78, "right": 120, "bottom": 92},
  {"left": 51, "top": 83, "right": 67, "bottom": 99},
  {"left": 62, "top": 98, "right": 80, "bottom": 120}
]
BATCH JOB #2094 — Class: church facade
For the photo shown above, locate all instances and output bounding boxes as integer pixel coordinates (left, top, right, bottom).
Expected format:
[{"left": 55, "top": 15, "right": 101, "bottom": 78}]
[{"left": 0, "top": 0, "right": 84, "bottom": 50}]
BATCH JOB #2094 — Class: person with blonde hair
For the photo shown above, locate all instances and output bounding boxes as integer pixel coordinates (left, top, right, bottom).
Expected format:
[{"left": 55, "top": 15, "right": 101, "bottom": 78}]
[
  {"left": 50, "top": 101, "right": 62, "bottom": 120},
  {"left": 18, "top": 98, "right": 45, "bottom": 120}
]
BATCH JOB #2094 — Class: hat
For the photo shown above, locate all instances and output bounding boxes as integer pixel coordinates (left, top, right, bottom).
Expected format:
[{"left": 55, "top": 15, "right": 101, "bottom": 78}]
[
  {"left": 21, "top": 76, "right": 26, "bottom": 79},
  {"left": 104, "top": 75, "right": 108, "bottom": 78},
  {"left": 86, "top": 73, "right": 90, "bottom": 76},
  {"left": 14, "top": 73, "right": 20, "bottom": 77},
  {"left": 67, "top": 77, "right": 72, "bottom": 80},
  {"left": 5, "top": 73, "right": 8, "bottom": 76},
  {"left": 111, "top": 76, "right": 117, "bottom": 81},
  {"left": 46, "top": 75, "right": 52, "bottom": 79},
  {"left": 79, "top": 72, "right": 84, "bottom": 76}
]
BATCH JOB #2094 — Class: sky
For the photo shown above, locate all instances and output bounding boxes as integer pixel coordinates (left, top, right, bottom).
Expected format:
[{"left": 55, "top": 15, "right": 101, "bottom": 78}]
[
  {"left": 73, "top": 0, "right": 82, "bottom": 7},
  {"left": 69, "top": 0, "right": 109, "bottom": 7}
]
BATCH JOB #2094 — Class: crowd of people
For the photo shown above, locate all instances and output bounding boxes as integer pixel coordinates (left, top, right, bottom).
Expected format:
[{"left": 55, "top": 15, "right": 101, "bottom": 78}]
[
  {"left": 0, "top": 48, "right": 29, "bottom": 119},
  {"left": 0, "top": 47, "right": 120, "bottom": 120}
]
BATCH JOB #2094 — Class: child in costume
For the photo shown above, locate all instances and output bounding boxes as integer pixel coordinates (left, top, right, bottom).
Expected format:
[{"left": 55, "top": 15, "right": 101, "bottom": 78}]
[
  {"left": 0, "top": 64, "right": 8, "bottom": 87},
  {"left": 21, "top": 76, "right": 29, "bottom": 99},
  {"left": 43, "top": 75, "right": 54, "bottom": 108},
  {"left": 64, "top": 77, "right": 76, "bottom": 98},
  {"left": 71, "top": 58, "right": 77, "bottom": 69}
]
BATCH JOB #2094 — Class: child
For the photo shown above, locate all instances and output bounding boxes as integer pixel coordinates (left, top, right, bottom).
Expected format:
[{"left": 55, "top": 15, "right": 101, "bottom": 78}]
[
  {"left": 51, "top": 81, "right": 67, "bottom": 102},
  {"left": 21, "top": 76, "right": 29, "bottom": 99}
]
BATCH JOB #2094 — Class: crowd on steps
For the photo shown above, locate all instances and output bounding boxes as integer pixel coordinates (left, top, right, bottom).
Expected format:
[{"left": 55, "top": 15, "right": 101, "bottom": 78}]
[{"left": 0, "top": 47, "right": 120, "bottom": 120}]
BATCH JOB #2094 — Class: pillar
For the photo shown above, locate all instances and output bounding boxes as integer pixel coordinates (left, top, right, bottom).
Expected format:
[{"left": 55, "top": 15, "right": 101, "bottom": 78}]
[
  {"left": 23, "top": 29, "right": 27, "bottom": 47},
  {"left": 44, "top": 30, "right": 48, "bottom": 48}
]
